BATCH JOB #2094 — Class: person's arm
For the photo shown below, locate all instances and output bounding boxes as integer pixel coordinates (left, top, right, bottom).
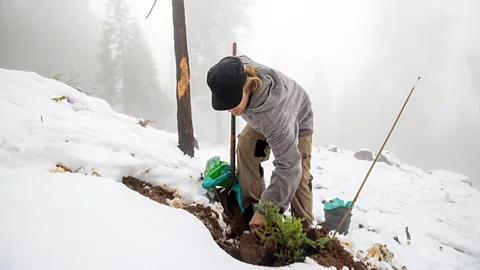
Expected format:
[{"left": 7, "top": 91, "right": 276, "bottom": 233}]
[{"left": 257, "top": 115, "right": 302, "bottom": 214}]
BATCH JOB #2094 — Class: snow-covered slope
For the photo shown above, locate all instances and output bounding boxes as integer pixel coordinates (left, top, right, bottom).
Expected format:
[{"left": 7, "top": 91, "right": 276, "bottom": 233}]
[
  {"left": 1, "top": 68, "right": 479, "bottom": 270},
  {"left": 0, "top": 68, "right": 206, "bottom": 203},
  {"left": 0, "top": 69, "right": 323, "bottom": 270},
  {"left": 0, "top": 168, "right": 234, "bottom": 270},
  {"left": 310, "top": 149, "right": 480, "bottom": 269}
]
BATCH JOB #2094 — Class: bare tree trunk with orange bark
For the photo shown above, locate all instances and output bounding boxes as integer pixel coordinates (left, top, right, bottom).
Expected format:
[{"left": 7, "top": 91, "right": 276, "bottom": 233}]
[{"left": 172, "top": 0, "right": 194, "bottom": 157}]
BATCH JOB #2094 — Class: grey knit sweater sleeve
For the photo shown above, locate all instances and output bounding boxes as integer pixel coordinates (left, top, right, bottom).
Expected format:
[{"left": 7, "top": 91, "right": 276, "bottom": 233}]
[{"left": 257, "top": 113, "right": 303, "bottom": 214}]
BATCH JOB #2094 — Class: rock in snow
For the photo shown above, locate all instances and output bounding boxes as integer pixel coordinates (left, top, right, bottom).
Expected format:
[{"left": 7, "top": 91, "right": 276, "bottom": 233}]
[{"left": 353, "top": 149, "right": 374, "bottom": 161}]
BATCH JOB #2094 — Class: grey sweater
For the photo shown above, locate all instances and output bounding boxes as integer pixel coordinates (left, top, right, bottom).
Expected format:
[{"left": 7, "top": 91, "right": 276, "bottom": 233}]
[{"left": 238, "top": 55, "right": 314, "bottom": 214}]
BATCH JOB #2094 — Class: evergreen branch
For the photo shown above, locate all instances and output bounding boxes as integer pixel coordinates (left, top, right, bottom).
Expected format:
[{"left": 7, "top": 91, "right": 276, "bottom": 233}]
[{"left": 145, "top": 0, "right": 157, "bottom": 20}]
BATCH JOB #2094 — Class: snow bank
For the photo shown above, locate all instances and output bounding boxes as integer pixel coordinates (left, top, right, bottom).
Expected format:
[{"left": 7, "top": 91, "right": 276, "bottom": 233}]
[
  {"left": 309, "top": 147, "right": 480, "bottom": 270},
  {"left": 0, "top": 168, "right": 327, "bottom": 270},
  {"left": 1, "top": 68, "right": 480, "bottom": 270},
  {"left": 0, "top": 168, "right": 225, "bottom": 270},
  {"left": 0, "top": 68, "right": 206, "bottom": 204},
  {"left": 0, "top": 69, "right": 332, "bottom": 270}
]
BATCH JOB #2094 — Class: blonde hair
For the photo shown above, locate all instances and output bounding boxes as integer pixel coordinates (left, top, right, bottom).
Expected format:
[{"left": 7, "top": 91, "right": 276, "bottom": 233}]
[{"left": 242, "top": 66, "right": 262, "bottom": 94}]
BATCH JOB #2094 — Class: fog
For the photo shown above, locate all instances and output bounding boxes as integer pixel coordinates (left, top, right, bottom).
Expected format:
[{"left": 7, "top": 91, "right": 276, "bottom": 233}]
[{"left": 1, "top": 0, "right": 479, "bottom": 188}]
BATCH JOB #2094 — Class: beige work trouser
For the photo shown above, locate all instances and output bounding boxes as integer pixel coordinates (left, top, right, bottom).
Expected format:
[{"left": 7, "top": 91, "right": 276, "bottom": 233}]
[{"left": 237, "top": 124, "right": 314, "bottom": 227}]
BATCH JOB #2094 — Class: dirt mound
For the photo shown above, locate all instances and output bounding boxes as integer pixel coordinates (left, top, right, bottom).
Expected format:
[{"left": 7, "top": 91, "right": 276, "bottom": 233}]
[
  {"left": 122, "top": 176, "right": 174, "bottom": 205},
  {"left": 122, "top": 176, "right": 367, "bottom": 269},
  {"left": 307, "top": 228, "right": 366, "bottom": 270},
  {"left": 183, "top": 204, "right": 242, "bottom": 260},
  {"left": 183, "top": 204, "right": 224, "bottom": 240},
  {"left": 238, "top": 232, "right": 277, "bottom": 266},
  {"left": 306, "top": 227, "right": 367, "bottom": 270},
  {"left": 237, "top": 225, "right": 367, "bottom": 269}
]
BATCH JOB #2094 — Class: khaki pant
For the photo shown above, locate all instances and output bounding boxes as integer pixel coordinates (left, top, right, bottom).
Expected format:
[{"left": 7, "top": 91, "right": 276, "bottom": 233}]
[{"left": 237, "top": 124, "right": 314, "bottom": 227}]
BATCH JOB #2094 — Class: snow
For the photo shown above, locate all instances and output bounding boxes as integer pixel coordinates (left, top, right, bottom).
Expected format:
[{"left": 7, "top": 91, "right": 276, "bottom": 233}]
[
  {"left": 0, "top": 168, "right": 224, "bottom": 270},
  {"left": 306, "top": 148, "right": 480, "bottom": 269},
  {"left": 197, "top": 147, "right": 480, "bottom": 270},
  {"left": 1, "top": 68, "right": 480, "bottom": 270},
  {"left": 0, "top": 68, "right": 206, "bottom": 205}
]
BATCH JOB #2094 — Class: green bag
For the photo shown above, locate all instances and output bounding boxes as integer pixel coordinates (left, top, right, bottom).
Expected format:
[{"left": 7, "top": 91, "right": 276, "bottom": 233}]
[{"left": 202, "top": 156, "right": 244, "bottom": 213}]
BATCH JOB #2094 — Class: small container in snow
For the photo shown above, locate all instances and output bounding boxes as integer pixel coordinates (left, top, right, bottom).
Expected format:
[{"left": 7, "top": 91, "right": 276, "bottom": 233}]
[{"left": 323, "top": 197, "right": 353, "bottom": 235}]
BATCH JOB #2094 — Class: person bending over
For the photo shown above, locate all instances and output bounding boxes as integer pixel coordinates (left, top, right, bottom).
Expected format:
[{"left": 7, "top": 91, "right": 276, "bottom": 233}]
[{"left": 206, "top": 55, "right": 315, "bottom": 231}]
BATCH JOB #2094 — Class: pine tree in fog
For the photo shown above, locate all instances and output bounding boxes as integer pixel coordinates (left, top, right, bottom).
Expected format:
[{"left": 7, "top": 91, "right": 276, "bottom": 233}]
[
  {"left": 0, "top": 0, "right": 100, "bottom": 91},
  {"left": 96, "top": 1, "right": 121, "bottom": 111},
  {"left": 96, "top": 0, "right": 173, "bottom": 129}
]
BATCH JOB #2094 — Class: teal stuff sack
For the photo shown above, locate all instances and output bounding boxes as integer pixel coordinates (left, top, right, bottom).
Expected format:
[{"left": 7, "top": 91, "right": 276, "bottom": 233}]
[{"left": 202, "top": 156, "right": 244, "bottom": 213}]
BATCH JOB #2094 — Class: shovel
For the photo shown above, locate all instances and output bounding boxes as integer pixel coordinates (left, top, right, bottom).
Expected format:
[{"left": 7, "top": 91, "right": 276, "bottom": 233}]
[
  {"left": 213, "top": 98, "right": 244, "bottom": 236},
  {"left": 214, "top": 110, "right": 236, "bottom": 218},
  {"left": 214, "top": 42, "right": 245, "bottom": 236}
]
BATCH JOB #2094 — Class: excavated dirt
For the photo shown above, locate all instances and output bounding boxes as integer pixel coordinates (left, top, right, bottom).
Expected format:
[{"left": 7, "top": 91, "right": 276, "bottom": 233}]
[
  {"left": 299, "top": 226, "right": 366, "bottom": 270},
  {"left": 182, "top": 204, "right": 242, "bottom": 260},
  {"left": 122, "top": 176, "right": 367, "bottom": 269},
  {"left": 122, "top": 176, "right": 174, "bottom": 205},
  {"left": 306, "top": 227, "right": 367, "bottom": 270},
  {"left": 238, "top": 232, "right": 277, "bottom": 266}
]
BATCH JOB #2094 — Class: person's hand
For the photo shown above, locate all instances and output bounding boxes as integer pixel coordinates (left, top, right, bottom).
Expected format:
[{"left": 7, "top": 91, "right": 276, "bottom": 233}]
[
  {"left": 228, "top": 106, "right": 245, "bottom": 116},
  {"left": 249, "top": 211, "right": 265, "bottom": 235}
]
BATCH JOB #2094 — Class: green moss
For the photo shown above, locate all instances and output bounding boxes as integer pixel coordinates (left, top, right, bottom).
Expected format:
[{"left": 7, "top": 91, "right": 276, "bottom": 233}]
[{"left": 52, "top": 96, "right": 67, "bottom": 102}]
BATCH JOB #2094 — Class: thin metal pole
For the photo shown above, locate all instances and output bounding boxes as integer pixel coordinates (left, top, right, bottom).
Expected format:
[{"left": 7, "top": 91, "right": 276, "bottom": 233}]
[{"left": 333, "top": 77, "right": 421, "bottom": 238}]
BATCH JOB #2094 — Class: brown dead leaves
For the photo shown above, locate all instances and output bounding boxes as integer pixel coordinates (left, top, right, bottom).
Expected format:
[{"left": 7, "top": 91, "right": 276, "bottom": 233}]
[
  {"left": 137, "top": 119, "right": 157, "bottom": 127},
  {"left": 51, "top": 163, "right": 101, "bottom": 177}
]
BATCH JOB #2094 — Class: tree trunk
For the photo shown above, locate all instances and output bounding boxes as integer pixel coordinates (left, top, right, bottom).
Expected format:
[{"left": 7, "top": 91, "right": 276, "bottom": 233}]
[{"left": 172, "top": 0, "right": 194, "bottom": 157}]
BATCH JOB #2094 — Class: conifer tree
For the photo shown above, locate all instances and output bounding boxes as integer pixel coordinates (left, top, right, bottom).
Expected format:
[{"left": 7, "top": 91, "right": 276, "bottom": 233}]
[
  {"left": 96, "top": 0, "right": 173, "bottom": 129},
  {"left": 0, "top": 0, "right": 100, "bottom": 91}
]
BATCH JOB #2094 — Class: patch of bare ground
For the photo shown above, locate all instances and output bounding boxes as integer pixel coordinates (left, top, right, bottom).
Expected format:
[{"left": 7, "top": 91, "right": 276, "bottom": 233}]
[{"left": 122, "top": 176, "right": 367, "bottom": 269}]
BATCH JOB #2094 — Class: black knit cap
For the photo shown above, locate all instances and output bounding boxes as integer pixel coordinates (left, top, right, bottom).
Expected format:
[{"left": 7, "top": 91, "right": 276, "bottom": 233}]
[{"left": 207, "top": 56, "right": 246, "bottom": 111}]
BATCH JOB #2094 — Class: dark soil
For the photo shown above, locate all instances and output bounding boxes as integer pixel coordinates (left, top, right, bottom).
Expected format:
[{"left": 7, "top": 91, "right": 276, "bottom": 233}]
[
  {"left": 306, "top": 227, "right": 367, "bottom": 270},
  {"left": 238, "top": 232, "right": 278, "bottom": 266},
  {"left": 122, "top": 176, "right": 174, "bottom": 205},
  {"left": 182, "top": 204, "right": 242, "bottom": 260},
  {"left": 122, "top": 176, "right": 367, "bottom": 269}
]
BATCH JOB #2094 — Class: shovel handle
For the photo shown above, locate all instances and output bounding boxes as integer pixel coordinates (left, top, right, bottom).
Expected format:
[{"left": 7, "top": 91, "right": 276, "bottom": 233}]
[
  {"left": 227, "top": 114, "right": 235, "bottom": 190},
  {"left": 227, "top": 42, "right": 237, "bottom": 191}
]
